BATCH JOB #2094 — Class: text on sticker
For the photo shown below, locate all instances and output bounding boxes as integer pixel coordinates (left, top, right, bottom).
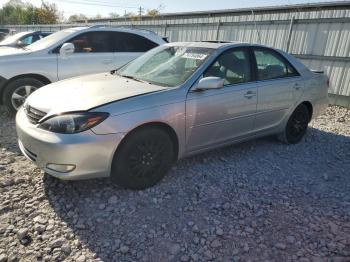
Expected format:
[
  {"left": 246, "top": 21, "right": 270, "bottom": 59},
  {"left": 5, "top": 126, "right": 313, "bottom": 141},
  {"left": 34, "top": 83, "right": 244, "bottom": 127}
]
[{"left": 182, "top": 53, "right": 208, "bottom": 60}]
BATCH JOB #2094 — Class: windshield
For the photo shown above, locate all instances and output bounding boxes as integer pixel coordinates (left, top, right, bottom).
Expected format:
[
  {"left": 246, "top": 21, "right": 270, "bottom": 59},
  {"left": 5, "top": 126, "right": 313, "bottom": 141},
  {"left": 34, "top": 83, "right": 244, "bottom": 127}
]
[
  {"left": 117, "top": 45, "right": 213, "bottom": 87},
  {"left": 0, "top": 32, "right": 29, "bottom": 45},
  {"left": 27, "top": 29, "right": 77, "bottom": 51}
]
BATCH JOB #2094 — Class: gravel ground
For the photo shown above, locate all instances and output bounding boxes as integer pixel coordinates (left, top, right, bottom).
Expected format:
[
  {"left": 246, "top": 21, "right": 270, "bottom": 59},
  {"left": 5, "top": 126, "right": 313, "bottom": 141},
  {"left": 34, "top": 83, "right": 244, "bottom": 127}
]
[{"left": 0, "top": 105, "right": 349, "bottom": 262}]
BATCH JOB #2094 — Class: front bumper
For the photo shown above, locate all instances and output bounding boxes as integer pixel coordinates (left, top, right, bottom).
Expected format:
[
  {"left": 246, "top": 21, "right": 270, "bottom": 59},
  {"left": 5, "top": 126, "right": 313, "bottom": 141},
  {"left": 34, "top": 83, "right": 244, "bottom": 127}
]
[{"left": 16, "top": 108, "right": 125, "bottom": 180}]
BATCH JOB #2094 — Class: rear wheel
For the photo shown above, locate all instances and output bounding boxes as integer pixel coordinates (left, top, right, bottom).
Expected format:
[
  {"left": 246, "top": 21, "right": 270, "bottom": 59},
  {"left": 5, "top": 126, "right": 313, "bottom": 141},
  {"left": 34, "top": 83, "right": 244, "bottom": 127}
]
[
  {"left": 3, "top": 78, "right": 45, "bottom": 115},
  {"left": 278, "top": 104, "right": 310, "bottom": 144},
  {"left": 111, "top": 127, "right": 175, "bottom": 190}
]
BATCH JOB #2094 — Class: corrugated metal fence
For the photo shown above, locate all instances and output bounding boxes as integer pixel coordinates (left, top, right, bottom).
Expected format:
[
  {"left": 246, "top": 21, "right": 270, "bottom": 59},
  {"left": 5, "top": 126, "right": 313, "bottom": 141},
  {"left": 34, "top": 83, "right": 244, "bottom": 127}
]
[{"left": 2, "top": 2, "right": 350, "bottom": 106}]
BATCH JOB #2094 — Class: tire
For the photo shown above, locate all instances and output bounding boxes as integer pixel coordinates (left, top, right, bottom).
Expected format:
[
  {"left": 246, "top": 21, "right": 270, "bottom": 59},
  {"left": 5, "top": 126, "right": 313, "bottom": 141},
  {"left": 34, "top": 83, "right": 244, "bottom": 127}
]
[
  {"left": 111, "top": 127, "right": 175, "bottom": 190},
  {"left": 278, "top": 103, "right": 310, "bottom": 144},
  {"left": 3, "top": 78, "right": 45, "bottom": 115}
]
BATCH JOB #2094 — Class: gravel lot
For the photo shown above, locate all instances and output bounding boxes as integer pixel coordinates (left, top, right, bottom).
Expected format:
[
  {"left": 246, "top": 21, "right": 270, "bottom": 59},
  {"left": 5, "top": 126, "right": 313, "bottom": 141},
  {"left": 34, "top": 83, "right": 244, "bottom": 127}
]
[{"left": 0, "top": 105, "right": 349, "bottom": 262}]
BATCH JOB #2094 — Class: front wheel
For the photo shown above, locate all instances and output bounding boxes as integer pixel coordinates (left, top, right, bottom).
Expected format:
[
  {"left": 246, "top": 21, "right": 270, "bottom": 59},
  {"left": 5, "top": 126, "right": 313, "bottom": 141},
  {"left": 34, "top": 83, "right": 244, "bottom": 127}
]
[
  {"left": 278, "top": 104, "right": 310, "bottom": 144},
  {"left": 111, "top": 127, "right": 175, "bottom": 190},
  {"left": 3, "top": 78, "right": 45, "bottom": 115}
]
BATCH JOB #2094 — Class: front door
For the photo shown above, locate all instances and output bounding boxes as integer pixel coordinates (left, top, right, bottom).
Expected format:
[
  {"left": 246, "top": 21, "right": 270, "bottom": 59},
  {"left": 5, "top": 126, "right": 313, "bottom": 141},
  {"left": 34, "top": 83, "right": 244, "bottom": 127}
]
[
  {"left": 185, "top": 48, "right": 257, "bottom": 152},
  {"left": 57, "top": 31, "right": 116, "bottom": 80}
]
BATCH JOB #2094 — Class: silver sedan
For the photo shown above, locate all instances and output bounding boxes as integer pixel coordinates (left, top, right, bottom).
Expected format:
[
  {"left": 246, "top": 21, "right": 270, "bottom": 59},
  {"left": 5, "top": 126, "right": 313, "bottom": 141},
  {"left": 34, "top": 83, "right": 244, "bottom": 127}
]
[{"left": 16, "top": 42, "right": 329, "bottom": 189}]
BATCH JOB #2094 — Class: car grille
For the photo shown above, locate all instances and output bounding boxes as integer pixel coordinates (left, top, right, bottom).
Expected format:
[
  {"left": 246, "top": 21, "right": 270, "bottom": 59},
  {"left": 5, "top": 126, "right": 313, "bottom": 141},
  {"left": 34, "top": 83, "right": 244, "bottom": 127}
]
[{"left": 25, "top": 105, "right": 47, "bottom": 124}]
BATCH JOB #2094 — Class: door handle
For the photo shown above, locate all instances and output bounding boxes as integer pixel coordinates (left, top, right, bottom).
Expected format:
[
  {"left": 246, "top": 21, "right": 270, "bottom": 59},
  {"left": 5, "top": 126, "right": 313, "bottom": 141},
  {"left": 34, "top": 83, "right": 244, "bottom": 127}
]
[
  {"left": 244, "top": 91, "right": 256, "bottom": 99},
  {"left": 102, "top": 59, "right": 113, "bottom": 65},
  {"left": 293, "top": 83, "right": 302, "bottom": 90}
]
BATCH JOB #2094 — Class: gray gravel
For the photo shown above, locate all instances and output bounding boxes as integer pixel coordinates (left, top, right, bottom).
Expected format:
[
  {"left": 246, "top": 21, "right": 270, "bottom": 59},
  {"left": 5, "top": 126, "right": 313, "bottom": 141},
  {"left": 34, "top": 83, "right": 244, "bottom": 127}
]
[{"left": 0, "top": 105, "right": 350, "bottom": 262}]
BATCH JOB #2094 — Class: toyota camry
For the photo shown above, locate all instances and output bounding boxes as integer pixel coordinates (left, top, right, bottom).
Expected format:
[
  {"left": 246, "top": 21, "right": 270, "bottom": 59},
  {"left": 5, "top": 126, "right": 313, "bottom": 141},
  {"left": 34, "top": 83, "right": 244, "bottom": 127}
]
[{"left": 16, "top": 42, "right": 328, "bottom": 189}]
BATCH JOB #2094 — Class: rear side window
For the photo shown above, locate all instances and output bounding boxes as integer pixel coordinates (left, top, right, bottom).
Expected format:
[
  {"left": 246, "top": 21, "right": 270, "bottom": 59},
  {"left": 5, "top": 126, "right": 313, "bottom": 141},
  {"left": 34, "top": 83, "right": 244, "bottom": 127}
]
[
  {"left": 114, "top": 32, "right": 158, "bottom": 52},
  {"left": 69, "top": 31, "right": 114, "bottom": 53},
  {"left": 254, "top": 49, "right": 298, "bottom": 81},
  {"left": 204, "top": 49, "right": 251, "bottom": 85}
]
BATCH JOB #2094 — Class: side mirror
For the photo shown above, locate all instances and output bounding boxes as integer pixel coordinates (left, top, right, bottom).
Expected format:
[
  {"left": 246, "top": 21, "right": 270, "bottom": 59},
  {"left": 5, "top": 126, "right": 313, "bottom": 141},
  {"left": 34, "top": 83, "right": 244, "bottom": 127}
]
[
  {"left": 16, "top": 40, "right": 25, "bottom": 47},
  {"left": 59, "top": 43, "right": 74, "bottom": 57},
  {"left": 192, "top": 77, "right": 224, "bottom": 91}
]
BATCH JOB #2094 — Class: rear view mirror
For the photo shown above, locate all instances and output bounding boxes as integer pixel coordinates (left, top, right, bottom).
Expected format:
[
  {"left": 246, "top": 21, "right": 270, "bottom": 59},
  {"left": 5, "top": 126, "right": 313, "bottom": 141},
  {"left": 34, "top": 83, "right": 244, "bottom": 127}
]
[
  {"left": 59, "top": 43, "right": 74, "bottom": 57},
  {"left": 192, "top": 77, "right": 224, "bottom": 91}
]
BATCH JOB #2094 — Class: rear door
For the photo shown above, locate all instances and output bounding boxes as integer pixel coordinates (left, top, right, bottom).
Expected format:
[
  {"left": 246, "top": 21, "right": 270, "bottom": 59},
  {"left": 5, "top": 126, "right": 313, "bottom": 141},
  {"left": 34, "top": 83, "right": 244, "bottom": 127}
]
[
  {"left": 252, "top": 47, "right": 303, "bottom": 132},
  {"left": 57, "top": 31, "right": 116, "bottom": 80},
  {"left": 185, "top": 47, "right": 257, "bottom": 152},
  {"left": 113, "top": 32, "right": 159, "bottom": 68}
]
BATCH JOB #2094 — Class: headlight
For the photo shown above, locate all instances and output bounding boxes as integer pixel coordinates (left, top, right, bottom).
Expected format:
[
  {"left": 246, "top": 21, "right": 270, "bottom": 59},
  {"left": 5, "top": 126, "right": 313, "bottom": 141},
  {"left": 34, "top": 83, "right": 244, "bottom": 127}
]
[{"left": 38, "top": 112, "right": 109, "bottom": 134}]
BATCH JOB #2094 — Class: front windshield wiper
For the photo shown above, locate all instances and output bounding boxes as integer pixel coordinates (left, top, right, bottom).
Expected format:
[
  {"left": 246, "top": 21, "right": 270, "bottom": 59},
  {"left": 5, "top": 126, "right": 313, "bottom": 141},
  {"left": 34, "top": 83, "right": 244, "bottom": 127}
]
[
  {"left": 110, "top": 69, "right": 118, "bottom": 75},
  {"left": 124, "top": 75, "right": 153, "bottom": 85},
  {"left": 113, "top": 71, "right": 151, "bottom": 84},
  {"left": 111, "top": 70, "right": 170, "bottom": 87}
]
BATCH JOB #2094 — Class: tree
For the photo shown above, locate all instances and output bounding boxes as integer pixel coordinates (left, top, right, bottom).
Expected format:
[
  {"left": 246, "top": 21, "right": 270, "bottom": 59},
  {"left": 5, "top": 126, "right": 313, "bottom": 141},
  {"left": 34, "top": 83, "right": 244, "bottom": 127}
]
[
  {"left": 7, "top": 0, "right": 25, "bottom": 7},
  {"left": 146, "top": 9, "right": 159, "bottom": 17},
  {"left": 146, "top": 4, "right": 165, "bottom": 18},
  {"left": 123, "top": 12, "right": 135, "bottom": 17},
  {"left": 36, "top": 1, "right": 59, "bottom": 24},
  {"left": 93, "top": 14, "right": 102, "bottom": 19},
  {"left": 0, "top": 0, "right": 60, "bottom": 25},
  {"left": 0, "top": 0, "right": 29, "bottom": 24},
  {"left": 68, "top": 14, "right": 88, "bottom": 23},
  {"left": 109, "top": 12, "right": 120, "bottom": 18}
]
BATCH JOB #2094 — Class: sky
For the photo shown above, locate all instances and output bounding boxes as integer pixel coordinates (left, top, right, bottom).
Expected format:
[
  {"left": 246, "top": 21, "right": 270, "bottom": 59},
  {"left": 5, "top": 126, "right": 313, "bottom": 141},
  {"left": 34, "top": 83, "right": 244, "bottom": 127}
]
[{"left": 0, "top": 0, "right": 346, "bottom": 18}]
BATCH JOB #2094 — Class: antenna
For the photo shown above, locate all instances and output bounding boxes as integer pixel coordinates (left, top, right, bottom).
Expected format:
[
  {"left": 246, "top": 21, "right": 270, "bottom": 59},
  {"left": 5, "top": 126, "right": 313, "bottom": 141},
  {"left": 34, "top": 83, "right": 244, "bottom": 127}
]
[{"left": 251, "top": 10, "right": 262, "bottom": 44}]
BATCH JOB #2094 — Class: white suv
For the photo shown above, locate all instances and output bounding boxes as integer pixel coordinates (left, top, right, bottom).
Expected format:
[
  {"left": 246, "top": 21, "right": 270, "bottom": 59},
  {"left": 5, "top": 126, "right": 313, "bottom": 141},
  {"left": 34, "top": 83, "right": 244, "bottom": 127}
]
[{"left": 0, "top": 26, "right": 166, "bottom": 113}]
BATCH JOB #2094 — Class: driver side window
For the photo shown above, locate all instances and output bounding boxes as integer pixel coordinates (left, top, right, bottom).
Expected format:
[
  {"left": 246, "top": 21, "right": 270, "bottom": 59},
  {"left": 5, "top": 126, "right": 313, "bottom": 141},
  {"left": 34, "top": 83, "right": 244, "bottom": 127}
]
[
  {"left": 204, "top": 49, "right": 251, "bottom": 85},
  {"left": 68, "top": 32, "right": 113, "bottom": 53},
  {"left": 52, "top": 32, "right": 113, "bottom": 54}
]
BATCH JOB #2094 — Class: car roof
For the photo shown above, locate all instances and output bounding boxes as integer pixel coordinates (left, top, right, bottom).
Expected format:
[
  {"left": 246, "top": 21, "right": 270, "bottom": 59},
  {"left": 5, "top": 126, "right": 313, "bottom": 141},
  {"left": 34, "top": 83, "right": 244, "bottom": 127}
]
[
  {"left": 164, "top": 41, "right": 250, "bottom": 49},
  {"left": 12, "top": 31, "right": 34, "bottom": 36},
  {"left": 66, "top": 26, "right": 166, "bottom": 44},
  {"left": 32, "top": 31, "right": 51, "bottom": 34},
  {"left": 93, "top": 27, "right": 156, "bottom": 36},
  {"left": 164, "top": 41, "right": 281, "bottom": 52},
  {"left": 62, "top": 27, "right": 89, "bottom": 33},
  {"left": 8, "top": 31, "right": 50, "bottom": 36}
]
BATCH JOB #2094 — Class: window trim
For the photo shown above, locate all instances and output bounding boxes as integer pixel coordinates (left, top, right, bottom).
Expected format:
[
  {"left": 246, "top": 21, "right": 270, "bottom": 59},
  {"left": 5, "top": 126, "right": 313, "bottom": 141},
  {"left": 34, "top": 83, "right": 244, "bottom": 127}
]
[
  {"left": 202, "top": 46, "right": 255, "bottom": 87},
  {"left": 250, "top": 46, "right": 300, "bottom": 82}
]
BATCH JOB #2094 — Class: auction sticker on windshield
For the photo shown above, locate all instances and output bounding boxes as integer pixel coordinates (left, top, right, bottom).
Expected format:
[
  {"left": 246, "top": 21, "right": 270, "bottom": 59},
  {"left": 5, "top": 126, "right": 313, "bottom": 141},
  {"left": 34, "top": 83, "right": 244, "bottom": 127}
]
[{"left": 182, "top": 53, "right": 208, "bottom": 60}]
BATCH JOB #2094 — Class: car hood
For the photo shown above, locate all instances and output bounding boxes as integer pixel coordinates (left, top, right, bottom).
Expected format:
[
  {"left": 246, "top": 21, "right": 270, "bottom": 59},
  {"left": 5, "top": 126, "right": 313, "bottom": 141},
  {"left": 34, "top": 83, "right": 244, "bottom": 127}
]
[
  {"left": 0, "top": 46, "right": 30, "bottom": 56},
  {"left": 26, "top": 72, "right": 168, "bottom": 115}
]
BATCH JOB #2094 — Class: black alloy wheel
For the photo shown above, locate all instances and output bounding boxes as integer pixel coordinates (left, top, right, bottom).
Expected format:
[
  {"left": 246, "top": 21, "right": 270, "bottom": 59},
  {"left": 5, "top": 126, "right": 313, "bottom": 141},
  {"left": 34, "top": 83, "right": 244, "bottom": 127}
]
[
  {"left": 111, "top": 127, "right": 175, "bottom": 190},
  {"left": 279, "top": 104, "right": 310, "bottom": 144}
]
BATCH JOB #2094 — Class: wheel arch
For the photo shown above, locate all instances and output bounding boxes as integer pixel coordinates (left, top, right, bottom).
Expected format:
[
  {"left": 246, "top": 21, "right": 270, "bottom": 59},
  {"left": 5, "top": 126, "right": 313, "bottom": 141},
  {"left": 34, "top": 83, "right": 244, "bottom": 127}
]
[
  {"left": 300, "top": 101, "right": 313, "bottom": 122},
  {"left": 1, "top": 74, "right": 51, "bottom": 104},
  {"left": 116, "top": 122, "right": 180, "bottom": 162}
]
